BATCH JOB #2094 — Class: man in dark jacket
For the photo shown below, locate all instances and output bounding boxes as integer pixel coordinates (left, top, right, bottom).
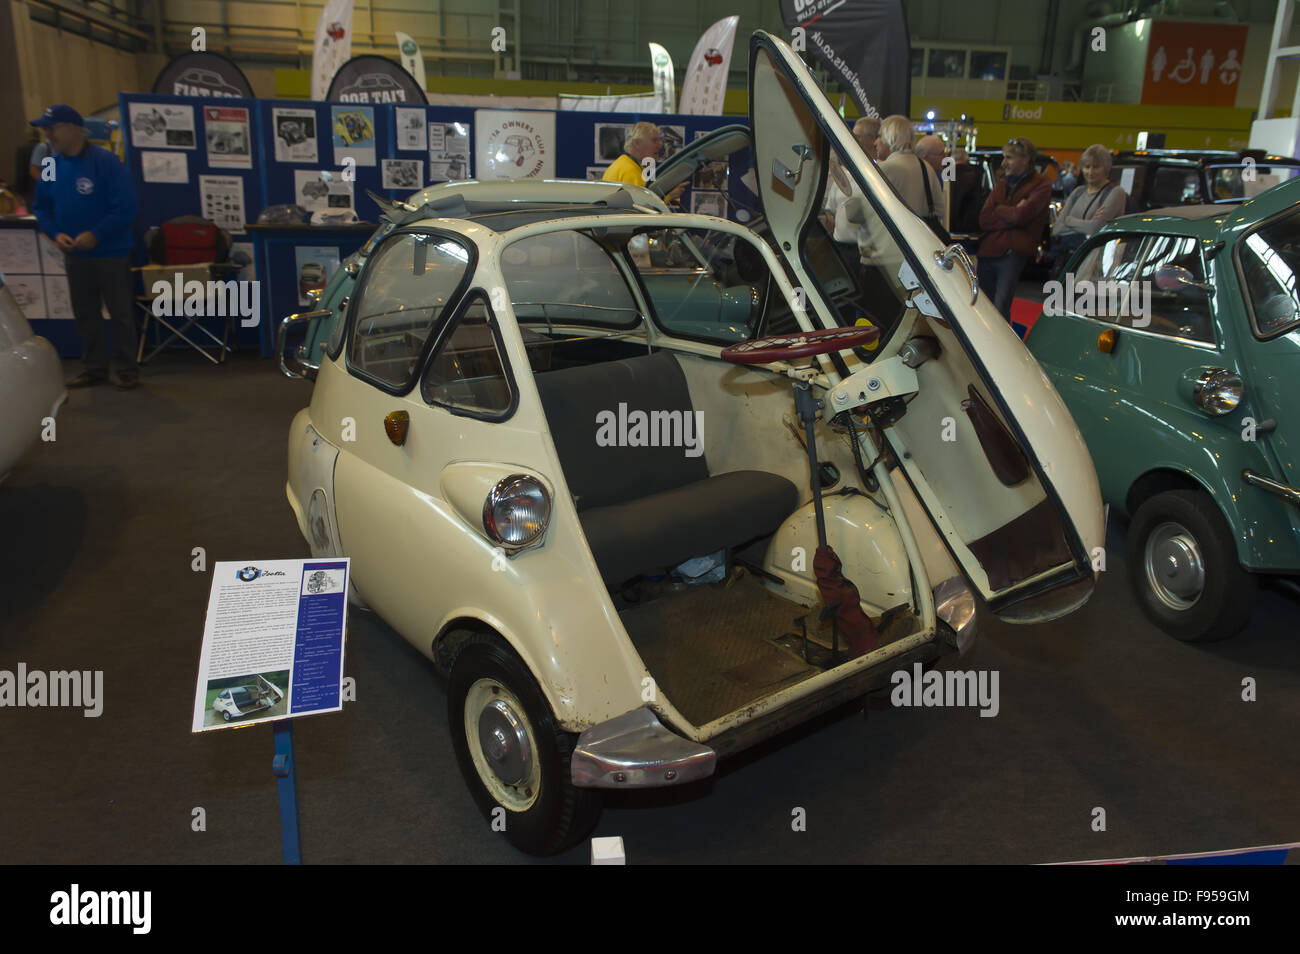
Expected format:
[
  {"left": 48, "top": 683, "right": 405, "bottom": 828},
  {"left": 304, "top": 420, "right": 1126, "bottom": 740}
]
[
  {"left": 977, "top": 137, "right": 1050, "bottom": 320},
  {"left": 31, "top": 104, "right": 140, "bottom": 389}
]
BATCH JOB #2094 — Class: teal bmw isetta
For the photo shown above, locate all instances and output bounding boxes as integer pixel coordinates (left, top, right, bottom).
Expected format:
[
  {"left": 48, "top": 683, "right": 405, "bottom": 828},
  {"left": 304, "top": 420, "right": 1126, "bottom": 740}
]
[{"left": 1026, "top": 177, "right": 1300, "bottom": 641}]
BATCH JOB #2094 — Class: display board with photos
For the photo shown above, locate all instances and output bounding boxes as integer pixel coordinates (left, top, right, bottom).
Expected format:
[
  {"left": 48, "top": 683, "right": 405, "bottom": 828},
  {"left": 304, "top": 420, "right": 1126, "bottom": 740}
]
[
  {"left": 0, "top": 220, "right": 80, "bottom": 357},
  {"left": 106, "top": 92, "right": 751, "bottom": 360}
]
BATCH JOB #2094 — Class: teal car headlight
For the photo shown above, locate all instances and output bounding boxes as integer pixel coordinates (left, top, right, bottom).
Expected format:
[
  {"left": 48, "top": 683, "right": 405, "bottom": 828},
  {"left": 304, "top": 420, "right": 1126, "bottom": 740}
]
[{"left": 1193, "top": 368, "right": 1243, "bottom": 416}]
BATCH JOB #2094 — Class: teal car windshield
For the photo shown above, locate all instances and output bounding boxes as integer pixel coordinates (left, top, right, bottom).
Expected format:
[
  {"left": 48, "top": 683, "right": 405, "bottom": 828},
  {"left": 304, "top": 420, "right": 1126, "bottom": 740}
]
[{"left": 1238, "top": 207, "right": 1300, "bottom": 340}]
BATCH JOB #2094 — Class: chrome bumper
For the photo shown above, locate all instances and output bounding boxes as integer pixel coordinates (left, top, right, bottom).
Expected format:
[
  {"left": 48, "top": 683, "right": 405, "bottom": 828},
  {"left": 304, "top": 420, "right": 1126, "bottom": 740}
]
[
  {"left": 571, "top": 709, "right": 716, "bottom": 789},
  {"left": 1243, "top": 470, "right": 1300, "bottom": 509},
  {"left": 933, "top": 575, "right": 977, "bottom": 656}
]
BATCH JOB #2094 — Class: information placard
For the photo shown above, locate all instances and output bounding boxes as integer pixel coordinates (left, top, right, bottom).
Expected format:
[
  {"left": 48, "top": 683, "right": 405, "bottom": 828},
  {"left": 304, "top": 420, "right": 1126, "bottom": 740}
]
[{"left": 191, "top": 559, "right": 349, "bottom": 732}]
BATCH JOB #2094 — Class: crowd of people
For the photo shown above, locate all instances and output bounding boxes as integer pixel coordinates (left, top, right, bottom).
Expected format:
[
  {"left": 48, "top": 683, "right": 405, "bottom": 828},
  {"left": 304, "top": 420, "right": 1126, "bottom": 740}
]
[{"left": 819, "top": 115, "right": 1128, "bottom": 321}]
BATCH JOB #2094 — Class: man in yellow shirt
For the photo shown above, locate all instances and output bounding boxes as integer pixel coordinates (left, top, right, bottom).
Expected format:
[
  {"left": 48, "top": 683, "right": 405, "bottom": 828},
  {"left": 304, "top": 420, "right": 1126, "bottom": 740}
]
[{"left": 602, "top": 121, "right": 662, "bottom": 186}]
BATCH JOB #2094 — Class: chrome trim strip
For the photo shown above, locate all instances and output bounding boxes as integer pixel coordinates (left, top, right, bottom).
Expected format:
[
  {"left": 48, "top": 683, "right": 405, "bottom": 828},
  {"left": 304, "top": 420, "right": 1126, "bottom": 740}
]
[
  {"left": 1243, "top": 469, "right": 1300, "bottom": 508},
  {"left": 276, "top": 309, "right": 331, "bottom": 380},
  {"left": 570, "top": 709, "right": 716, "bottom": 789}
]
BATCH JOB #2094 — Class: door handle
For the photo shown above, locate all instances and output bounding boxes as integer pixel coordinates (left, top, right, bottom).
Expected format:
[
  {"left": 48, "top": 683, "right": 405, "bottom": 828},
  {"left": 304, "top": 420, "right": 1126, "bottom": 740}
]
[{"left": 934, "top": 244, "right": 979, "bottom": 305}]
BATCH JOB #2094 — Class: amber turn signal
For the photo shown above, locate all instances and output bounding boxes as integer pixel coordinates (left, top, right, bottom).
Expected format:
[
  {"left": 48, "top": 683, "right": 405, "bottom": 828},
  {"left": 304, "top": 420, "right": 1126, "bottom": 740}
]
[
  {"left": 1097, "top": 328, "right": 1116, "bottom": 354},
  {"left": 384, "top": 410, "right": 410, "bottom": 446}
]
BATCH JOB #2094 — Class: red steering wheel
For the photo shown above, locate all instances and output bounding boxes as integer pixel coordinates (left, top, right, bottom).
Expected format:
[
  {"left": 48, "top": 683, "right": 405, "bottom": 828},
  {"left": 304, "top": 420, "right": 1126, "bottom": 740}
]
[{"left": 720, "top": 325, "right": 880, "bottom": 365}]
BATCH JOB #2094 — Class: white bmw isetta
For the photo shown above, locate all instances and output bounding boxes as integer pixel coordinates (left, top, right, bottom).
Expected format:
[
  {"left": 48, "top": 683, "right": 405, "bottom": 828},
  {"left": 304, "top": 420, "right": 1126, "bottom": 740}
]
[{"left": 282, "top": 33, "right": 1105, "bottom": 855}]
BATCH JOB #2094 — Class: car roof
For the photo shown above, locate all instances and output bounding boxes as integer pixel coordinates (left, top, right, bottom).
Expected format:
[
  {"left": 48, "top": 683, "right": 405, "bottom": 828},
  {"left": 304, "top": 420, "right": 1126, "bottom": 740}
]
[{"left": 389, "top": 178, "right": 667, "bottom": 233}]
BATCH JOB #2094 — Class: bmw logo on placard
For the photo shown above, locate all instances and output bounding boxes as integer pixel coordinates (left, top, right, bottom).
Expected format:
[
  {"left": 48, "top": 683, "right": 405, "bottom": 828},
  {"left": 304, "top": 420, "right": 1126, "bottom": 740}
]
[{"left": 236, "top": 566, "right": 261, "bottom": 582}]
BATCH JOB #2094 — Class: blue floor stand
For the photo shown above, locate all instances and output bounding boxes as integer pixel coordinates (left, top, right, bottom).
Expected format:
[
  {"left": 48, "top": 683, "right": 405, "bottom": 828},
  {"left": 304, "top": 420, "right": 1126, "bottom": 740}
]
[{"left": 272, "top": 720, "right": 301, "bottom": 864}]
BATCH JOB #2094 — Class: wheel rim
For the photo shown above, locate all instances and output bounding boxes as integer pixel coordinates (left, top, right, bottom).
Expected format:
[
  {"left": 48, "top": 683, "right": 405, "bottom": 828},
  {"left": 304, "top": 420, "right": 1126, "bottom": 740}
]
[
  {"left": 1143, "top": 520, "right": 1206, "bottom": 611},
  {"left": 464, "top": 678, "right": 541, "bottom": 813}
]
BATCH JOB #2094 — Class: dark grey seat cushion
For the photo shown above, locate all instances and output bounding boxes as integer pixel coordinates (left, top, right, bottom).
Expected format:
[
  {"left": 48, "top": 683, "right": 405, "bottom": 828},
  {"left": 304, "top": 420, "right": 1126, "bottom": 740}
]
[
  {"left": 579, "top": 470, "right": 800, "bottom": 584},
  {"left": 536, "top": 350, "right": 708, "bottom": 511},
  {"left": 534, "top": 351, "right": 800, "bottom": 583}
]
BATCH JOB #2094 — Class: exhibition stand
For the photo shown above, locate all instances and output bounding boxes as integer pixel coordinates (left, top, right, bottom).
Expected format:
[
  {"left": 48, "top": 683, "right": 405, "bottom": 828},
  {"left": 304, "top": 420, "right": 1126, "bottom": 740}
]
[{"left": 0, "top": 94, "right": 753, "bottom": 360}]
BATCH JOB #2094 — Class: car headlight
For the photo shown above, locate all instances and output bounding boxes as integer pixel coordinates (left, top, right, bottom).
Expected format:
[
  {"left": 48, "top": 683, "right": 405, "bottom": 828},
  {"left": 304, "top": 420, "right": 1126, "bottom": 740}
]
[
  {"left": 1193, "top": 368, "right": 1242, "bottom": 416},
  {"left": 483, "top": 475, "right": 551, "bottom": 552}
]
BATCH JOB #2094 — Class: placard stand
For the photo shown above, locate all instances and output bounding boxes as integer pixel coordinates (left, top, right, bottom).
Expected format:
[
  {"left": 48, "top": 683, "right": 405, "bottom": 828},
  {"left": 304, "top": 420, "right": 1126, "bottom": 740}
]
[{"left": 271, "top": 720, "right": 302, "bottom": 864}]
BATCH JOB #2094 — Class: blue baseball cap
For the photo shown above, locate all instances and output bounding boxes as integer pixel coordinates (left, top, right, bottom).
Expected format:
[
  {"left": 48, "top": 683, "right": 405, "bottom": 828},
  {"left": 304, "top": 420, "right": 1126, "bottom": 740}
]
[{"left": 30, "top": 104, "right": 84, "bottom": 128}]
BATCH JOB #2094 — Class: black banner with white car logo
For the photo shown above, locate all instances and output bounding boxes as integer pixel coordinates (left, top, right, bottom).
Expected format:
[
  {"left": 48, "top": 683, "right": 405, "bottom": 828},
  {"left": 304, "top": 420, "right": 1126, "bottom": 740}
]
[
  {"left": 152, "top": 51, "right": 255, "bottom": 98},
  {"left": 779, "top": 0, "right": 911, "bottom": 120},
  {"left": 325, "top": 55, "right": 429, "bottom": 104}
]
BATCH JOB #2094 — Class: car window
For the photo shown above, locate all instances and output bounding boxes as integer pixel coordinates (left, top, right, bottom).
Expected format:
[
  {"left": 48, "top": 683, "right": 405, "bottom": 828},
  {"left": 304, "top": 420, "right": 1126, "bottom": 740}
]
[
  {"left": 348, "top": 232, "right": 471, "bottom": 390},
  {"left": 1109, "top": 165, "right": 1146, "bottom": 211},
  {"left": 1133, "top": 235, "right": 1215, "bottom": 342},
  {"left": 1209, "top": 163, "right": 1300, "bottom": 201},
  {"left": 1238, "top": 208, "right": 1300, "bottom": 339},
  {"left": 420, "top": 293, "right": 513, "bottom": 417},
  {"left": 1068, "top": 234, "right": 1144, "bottom": 322},
  {"left": 627, "top": 226, "right": 769, "bottom": 344},
  {"left": 799, "top": 185, "right": 911, "bottom": 356},
  {"left": 1149, "top": 166, "right": 1199, "bottom": 206},
  {"left": 501, "top": 230, "right": 640, "bottom": 328}
]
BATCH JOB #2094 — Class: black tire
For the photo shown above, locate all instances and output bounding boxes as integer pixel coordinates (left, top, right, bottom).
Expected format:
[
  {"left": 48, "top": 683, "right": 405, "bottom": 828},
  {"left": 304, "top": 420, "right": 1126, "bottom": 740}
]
[
  {"left": 221, "top": 711, "right": 231, "bottom": 722},
  {"left": 447, "top": 633, "right": 602, "bottom": 856},
  {"left": 1125, "top": 489, "right": 1257, "bottom": 642}
]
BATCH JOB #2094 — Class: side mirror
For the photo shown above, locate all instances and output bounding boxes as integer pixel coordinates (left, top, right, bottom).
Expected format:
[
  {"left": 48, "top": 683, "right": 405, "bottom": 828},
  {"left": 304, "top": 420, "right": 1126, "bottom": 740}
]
[
  {"left": 1154, "top": 266, "right": 1213, "bottom": 295},
  {"left": 276, "top": 309, "right": 332, "bottom": 380}
]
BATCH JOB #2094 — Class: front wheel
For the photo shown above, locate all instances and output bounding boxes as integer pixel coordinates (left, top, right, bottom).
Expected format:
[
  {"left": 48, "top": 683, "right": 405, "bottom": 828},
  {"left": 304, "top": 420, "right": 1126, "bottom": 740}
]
[
  {"left": 448, "top": 634, "right": 602, "bottom": 856},
  {"left": 1125, "top": 489, "right": 1257, "bottom": 642}
]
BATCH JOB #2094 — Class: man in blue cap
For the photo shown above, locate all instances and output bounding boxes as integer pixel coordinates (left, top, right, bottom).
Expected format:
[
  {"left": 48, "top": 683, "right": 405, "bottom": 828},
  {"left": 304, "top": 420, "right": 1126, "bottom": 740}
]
[{"left": 31, "top": 104, "right": 140, "bottom": 389}]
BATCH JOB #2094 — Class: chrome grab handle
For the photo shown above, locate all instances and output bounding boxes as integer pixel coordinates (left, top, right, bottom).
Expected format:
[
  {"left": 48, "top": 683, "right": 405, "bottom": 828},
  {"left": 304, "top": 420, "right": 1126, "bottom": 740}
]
[
  {"left": 934, "top": 244, "right": 979, "bottom": 305},
  {"left": 276, "top": 308, "right": 331, "bottom": 380}
]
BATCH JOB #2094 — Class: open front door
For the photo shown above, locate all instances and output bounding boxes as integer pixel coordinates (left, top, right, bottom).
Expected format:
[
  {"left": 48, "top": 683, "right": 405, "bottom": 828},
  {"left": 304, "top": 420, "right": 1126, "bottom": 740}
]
[{"left": 748, "top": 31, "right": 1104, "bottom": 620}]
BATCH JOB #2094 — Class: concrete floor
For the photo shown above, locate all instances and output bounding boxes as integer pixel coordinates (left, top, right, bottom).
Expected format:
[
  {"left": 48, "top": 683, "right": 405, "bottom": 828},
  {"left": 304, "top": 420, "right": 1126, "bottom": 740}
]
[{"left": 2, "top": 352, "right": 1298, "bottom": 865}]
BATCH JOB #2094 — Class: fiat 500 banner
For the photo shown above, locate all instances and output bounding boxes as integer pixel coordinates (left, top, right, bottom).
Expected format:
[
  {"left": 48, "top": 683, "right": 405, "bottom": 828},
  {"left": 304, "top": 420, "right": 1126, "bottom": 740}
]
[
  {"left": 326, "top": 55, "right": 429, "bottom": 104},
  {"left": 779, "top": 0, "right": 911, "bottom": 120},
  {"left": 151, "top": 51, "right": 254, "bottom": 98}
]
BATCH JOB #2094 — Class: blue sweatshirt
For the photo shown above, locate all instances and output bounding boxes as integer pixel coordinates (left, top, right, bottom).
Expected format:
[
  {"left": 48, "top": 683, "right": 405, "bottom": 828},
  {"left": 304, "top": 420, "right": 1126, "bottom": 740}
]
[{"left": 32, "top": 143, "right": 138, "bottom": 258}]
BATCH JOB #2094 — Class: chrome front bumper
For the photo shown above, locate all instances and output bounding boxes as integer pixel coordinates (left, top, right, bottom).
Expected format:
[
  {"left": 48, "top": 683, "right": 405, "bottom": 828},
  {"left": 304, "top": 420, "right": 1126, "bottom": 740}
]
[{"left": 571, "top": 709, "right": 716, "bottom": 789}]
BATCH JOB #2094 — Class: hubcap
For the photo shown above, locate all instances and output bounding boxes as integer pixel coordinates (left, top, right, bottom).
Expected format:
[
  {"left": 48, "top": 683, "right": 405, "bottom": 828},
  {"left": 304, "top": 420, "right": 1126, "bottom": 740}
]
[
  {"left": 1144, "top": 521, "right": 1205, "bottom": 611},
  {"left": 464, "top": 679, "right": 541, "bottom": 812}
]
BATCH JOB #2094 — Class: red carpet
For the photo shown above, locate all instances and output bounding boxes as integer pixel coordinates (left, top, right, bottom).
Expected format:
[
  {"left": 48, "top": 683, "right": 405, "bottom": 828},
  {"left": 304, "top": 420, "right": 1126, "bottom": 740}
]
[{"left": 1010, "top": 297, "right": 1043, "bottom": 338}]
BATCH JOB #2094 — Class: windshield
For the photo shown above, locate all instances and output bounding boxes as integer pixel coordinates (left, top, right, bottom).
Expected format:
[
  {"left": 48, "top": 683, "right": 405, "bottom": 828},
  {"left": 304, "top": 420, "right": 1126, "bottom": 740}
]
[{"left": 1238, "top": 207, "right": 1300, "bottom": 338}]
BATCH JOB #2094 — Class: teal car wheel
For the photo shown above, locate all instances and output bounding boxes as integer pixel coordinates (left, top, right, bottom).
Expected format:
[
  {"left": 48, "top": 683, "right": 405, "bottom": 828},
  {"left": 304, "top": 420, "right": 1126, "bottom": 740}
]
[{"left": 1125, "top": 490, "right": 1257, "bottom": 642}]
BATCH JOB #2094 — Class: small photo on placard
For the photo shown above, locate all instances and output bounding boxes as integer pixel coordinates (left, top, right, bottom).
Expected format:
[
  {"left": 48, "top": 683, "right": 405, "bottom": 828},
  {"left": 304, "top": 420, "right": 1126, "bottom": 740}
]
[
  {"left": 691, "top": 190, "right": 726, "bottom": 218},
  {"left": 395, "top": 107, "right": 427, "bottom": 151},
  {"left": 659, "top": 124, "right": 685, "bottom": 161},
  {"left": 0, "top": 230, "right": 39, "bottom": 275},
  {"left": 141, "top": 151, "right": 189, "bottom": 184},
  {"left": 128, "top": 102, "right": 195, "bottom": 149},
  {"left": 43, "top": 274, "right": 72, "bottom": 319},
  {"left": 595, "top": 123, "right": 630, "bottom": 162},
  {"left": 6, "top": 274, "right": 46, "bottom": 319},
  {"left": 37, "top": 233, "right": 65, "bottom": 275},
  {"left": 331, "top": 105, "right": 376, "bottom": 167},
  {"left": 381, "top": 159, "right": 423, "bottom": 190},
  {"left": 272, "top": 107, "right": 319, "bottom": 163}
]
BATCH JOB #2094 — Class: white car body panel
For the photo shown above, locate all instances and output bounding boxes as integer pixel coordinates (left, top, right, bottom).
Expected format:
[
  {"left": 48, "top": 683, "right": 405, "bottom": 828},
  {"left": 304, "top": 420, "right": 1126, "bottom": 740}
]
[{"left": 0, "top": 282, "right": 65, "bottom": 482}]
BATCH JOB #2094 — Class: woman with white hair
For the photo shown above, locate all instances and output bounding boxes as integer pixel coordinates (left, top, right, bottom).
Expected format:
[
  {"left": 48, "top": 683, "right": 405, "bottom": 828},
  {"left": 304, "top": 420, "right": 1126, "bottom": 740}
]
[
  {"left": 1051, "top": 143, "right": 1126, "bottom": 264},
  {"left": 877, "top": 114, "right": 946, "bottom": 236}
]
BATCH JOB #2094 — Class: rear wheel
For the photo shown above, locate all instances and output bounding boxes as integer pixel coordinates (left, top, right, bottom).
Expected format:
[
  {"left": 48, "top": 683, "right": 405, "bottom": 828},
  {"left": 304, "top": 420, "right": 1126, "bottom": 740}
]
[
  {"left": 448, "top": 634, "right": 602, "bottom": 856},
  {"left": 1125, "top": 489, "right": 1256, "bottom": 642}
]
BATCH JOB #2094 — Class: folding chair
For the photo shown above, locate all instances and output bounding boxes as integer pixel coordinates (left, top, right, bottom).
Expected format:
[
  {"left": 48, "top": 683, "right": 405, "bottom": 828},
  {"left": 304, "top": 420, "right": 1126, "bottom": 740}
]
[{"left": 134, "top": 216, "right": 243, "bottom": 365}]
